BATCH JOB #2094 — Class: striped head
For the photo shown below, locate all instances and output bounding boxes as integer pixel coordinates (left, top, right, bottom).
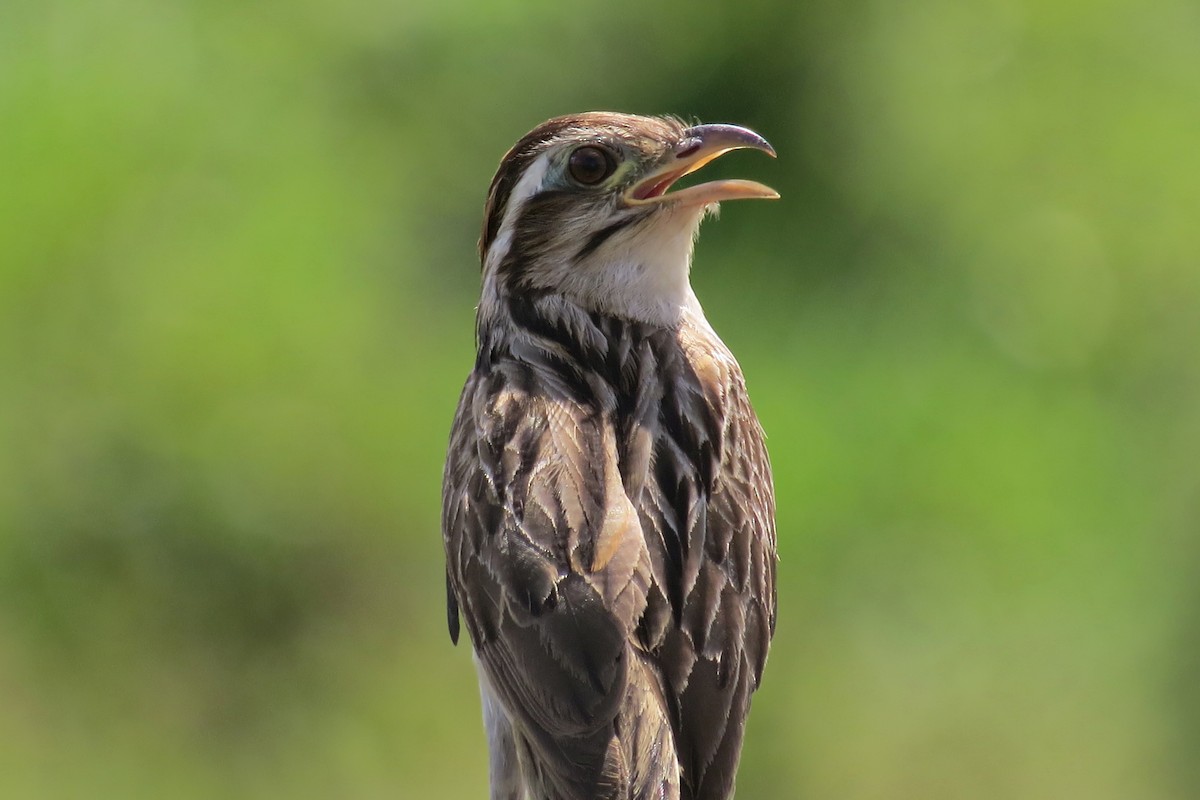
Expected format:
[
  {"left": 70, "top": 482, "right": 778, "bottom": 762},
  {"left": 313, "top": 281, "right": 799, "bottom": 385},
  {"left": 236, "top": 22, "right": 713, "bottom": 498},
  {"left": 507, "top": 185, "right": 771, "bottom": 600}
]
[{"left": 478, "top": 112, "right": 778, "bottom": 326}]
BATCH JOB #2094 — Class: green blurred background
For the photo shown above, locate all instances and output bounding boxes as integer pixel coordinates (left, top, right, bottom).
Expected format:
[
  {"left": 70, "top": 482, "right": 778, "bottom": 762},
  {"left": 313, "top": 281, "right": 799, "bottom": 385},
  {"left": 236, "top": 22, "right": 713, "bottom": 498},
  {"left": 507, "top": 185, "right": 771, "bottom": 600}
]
[{"left": 3, "top": 0, "right": 1198, "bottom": 797}]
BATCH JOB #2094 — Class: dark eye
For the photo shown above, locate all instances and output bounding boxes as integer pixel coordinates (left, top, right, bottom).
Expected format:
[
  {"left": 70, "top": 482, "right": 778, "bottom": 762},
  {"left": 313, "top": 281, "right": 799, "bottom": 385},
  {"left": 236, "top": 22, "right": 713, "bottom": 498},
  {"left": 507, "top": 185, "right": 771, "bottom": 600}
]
[{"left": 568, "top": 145, "right": 615, "bottom": 186}]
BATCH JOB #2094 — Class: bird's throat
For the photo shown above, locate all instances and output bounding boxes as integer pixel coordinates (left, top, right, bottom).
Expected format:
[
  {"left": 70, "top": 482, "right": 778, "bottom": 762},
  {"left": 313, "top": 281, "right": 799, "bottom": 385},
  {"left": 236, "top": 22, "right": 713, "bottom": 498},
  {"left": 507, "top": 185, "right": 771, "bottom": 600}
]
[{"left": 565, "top": 206, "right": 708, "bottom": 326}]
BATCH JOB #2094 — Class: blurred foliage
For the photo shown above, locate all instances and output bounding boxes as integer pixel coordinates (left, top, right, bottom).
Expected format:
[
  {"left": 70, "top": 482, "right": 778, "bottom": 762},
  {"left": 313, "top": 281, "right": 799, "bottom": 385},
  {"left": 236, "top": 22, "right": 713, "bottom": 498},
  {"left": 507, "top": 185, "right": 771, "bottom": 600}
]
[{"left": 2, "top": 0, "right": 1198, "bottom": 797}]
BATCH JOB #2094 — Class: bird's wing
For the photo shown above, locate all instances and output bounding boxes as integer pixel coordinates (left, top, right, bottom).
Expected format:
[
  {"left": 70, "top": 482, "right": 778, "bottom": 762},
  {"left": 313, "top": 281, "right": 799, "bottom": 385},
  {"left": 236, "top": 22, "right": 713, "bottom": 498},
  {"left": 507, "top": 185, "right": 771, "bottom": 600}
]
[
  {"left": 442, "top": 365, "right": 657, "bottom": 796},
  {"left": 629, "top": 333, "right": 777, "bottom": 800}
]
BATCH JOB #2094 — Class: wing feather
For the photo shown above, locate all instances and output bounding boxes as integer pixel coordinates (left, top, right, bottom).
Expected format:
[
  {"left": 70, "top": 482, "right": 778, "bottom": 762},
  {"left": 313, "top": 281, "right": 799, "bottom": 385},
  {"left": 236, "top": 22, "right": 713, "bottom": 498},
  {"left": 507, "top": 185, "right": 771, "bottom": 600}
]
[
  {"left": 443, "top": 364, "right": 657, "bottom": 798},
  {"left": 649, "top": 327, "right": 776, "bottom": 800}
]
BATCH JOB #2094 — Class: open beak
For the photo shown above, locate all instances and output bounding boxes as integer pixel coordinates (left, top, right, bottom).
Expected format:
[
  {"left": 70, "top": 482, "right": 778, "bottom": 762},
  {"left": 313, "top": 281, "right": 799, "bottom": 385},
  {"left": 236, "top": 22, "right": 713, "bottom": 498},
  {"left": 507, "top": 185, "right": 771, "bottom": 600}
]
[{"left": 625, "top": 123, "right": 779, "bottom": 207}]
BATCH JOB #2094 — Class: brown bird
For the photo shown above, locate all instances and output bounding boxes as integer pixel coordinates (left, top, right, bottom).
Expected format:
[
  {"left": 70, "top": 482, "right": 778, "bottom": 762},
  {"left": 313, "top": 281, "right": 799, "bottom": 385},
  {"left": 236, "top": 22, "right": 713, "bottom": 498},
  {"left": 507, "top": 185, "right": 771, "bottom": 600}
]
[{"left": 442, "top": 112, "right": 778, "bottom": 800}]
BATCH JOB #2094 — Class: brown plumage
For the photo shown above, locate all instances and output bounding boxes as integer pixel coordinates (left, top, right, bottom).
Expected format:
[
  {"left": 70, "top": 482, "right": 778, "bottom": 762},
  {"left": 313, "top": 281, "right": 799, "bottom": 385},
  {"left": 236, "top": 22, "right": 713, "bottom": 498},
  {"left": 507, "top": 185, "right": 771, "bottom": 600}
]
[{"left": 442, "top": 112, "right": 778, "bottom": 800}]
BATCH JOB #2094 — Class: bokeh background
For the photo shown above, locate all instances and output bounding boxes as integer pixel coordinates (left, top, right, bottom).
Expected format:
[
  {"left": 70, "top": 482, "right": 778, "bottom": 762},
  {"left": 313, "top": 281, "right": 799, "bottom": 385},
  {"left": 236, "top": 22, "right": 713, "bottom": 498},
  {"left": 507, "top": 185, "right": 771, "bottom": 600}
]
[{"left": 3, "top": 0, "right": 1198, "bottom": 797}]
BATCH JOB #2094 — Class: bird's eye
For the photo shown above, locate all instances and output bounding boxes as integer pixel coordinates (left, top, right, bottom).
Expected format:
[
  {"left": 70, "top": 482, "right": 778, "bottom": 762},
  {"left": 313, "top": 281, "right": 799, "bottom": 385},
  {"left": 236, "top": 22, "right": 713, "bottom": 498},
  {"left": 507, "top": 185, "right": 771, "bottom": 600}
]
[{"left": 567, "top": 146, "right": 615, "bottom": 186}]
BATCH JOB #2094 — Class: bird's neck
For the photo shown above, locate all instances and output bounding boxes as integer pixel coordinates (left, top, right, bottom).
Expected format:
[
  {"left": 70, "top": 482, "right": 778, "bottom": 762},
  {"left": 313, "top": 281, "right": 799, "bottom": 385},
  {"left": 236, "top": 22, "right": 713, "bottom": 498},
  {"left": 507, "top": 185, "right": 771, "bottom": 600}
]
[
  {"left": 475, "top": 284, "right": 729, "bottom": 388},
  {"left": 481, "top": 206, "right": 712, "bottom": 328},
  {"left": 477, "top": 281, "right": 716, "bottom": 356}
]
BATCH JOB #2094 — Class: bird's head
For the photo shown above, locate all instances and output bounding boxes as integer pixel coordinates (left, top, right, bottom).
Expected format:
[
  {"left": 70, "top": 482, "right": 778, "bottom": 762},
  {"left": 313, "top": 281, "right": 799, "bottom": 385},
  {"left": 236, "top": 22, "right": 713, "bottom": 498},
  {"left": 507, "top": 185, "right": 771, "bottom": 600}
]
[{"left": 478, "top": 112, "right": 778, "bottom": 326}]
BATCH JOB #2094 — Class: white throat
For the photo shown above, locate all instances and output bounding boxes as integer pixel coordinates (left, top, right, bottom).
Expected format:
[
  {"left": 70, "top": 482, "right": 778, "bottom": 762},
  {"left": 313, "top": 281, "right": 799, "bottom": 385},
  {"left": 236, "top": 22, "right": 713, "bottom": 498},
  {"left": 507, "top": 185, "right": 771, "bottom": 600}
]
[{"left": 564, "top": 204, "right": 709, "bottom": 326}]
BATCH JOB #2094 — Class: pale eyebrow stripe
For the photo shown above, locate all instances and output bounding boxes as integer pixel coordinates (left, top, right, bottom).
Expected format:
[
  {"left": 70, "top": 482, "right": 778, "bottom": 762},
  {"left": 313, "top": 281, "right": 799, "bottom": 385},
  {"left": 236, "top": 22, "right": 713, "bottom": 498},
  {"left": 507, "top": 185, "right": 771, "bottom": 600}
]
[{"left": 485, "top": 152, "right": 552, "bottom": 275}]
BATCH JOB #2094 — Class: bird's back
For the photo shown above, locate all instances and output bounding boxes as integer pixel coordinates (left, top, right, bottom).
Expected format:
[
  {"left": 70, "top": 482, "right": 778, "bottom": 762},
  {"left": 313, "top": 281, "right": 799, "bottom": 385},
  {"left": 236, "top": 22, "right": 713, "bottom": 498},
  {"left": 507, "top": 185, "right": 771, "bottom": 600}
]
[{"left": 443, "top": 299, "right": 776, "bottom": 800}]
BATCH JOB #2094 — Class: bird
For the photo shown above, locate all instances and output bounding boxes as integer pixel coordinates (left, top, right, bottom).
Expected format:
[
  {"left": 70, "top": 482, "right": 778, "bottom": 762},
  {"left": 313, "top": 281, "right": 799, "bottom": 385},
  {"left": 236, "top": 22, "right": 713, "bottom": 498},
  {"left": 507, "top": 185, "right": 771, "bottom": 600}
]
[{"left": 441, "top": 112, "right": 779, "bottom": 800}]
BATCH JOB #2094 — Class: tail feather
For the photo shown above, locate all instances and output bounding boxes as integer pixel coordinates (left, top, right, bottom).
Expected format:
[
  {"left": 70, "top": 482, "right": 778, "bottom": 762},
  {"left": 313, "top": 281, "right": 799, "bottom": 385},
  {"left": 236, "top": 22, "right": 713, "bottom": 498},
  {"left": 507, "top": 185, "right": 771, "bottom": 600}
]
[{"left": 504, "top": 649, "right": 681, "bottom": 800}]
